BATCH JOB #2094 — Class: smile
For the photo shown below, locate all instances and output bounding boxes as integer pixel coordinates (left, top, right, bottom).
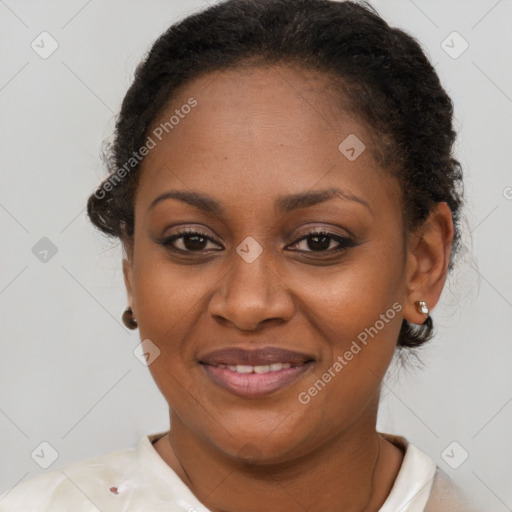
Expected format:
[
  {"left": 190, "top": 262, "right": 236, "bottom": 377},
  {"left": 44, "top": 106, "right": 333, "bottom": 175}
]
[
  {"left": 198, "top": 346, "right": 315, "bottom": 398},
  {"left": 209, "top": 362, "right": 294, "bottom": 373}
]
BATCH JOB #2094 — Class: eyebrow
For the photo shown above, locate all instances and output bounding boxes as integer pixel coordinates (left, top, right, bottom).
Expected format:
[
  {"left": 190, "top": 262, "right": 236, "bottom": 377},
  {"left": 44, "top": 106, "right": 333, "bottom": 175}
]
[{"left": 148, "top": 187, "right": 372, "bottom": 215}]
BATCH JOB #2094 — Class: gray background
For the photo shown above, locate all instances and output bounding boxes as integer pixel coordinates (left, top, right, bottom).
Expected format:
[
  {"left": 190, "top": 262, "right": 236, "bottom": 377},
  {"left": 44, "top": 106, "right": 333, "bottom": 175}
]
[{"left": 1, "top": 0, "right": 511, "bottom": 509}]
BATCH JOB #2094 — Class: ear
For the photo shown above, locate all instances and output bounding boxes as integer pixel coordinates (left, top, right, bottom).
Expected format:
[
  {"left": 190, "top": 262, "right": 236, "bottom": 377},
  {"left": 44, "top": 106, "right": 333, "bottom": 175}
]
[
  {"left": 402, "top": 202, "right": 454, "bottom": 325},
  {"left": 122, "top": 254, "right": 134, "bottom": 313}
]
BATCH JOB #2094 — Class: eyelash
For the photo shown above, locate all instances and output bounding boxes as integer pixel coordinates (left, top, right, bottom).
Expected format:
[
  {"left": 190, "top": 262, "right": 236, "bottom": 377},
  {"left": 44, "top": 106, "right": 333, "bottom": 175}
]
[{"left": 157, "top": 227, "right": 355, "bottom": 256}]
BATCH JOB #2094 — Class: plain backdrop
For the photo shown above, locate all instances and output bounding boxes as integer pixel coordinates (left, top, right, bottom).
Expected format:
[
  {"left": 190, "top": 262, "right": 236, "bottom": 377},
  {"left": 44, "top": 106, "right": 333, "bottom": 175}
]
[{"left": 1, "top": 0, "right": 511, "bottom": 509}]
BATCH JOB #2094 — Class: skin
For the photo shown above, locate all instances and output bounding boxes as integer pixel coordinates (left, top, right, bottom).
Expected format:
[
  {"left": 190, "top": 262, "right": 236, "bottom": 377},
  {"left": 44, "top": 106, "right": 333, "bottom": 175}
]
[{"left": 122, "top": 64, "right": 454, "bottom": 511}]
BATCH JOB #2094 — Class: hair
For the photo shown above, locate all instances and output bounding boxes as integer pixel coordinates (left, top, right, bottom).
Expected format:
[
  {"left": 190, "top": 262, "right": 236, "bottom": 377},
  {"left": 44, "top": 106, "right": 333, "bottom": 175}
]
[{"left": 87, "top": 0, "right": 464, "bottom": 349}]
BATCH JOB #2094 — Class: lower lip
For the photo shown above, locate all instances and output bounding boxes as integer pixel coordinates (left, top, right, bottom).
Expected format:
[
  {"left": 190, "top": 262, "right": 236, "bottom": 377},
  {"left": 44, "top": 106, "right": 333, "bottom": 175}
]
[{"left": 201, "top": 363, "right": 313, "bottom": 399}]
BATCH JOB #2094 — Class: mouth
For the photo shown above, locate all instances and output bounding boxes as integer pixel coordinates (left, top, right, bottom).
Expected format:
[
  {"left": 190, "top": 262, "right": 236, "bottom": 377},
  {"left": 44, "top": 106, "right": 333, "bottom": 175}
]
[
  {"left": 198, "top": 346, "right": 315, "bottom": 399},
  {"left": 207, "top": 362, "right": 298, "bottom": 373}
]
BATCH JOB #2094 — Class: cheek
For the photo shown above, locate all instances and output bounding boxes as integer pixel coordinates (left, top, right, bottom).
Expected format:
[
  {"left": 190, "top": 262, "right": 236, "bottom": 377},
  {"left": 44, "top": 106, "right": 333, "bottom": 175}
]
[
  {"left": 132, "top": 242, "right": 209, "bottom": 336},
  {"left": 302, "top": 302, "right": 402, "bottom": 402},
  {"left": 130, "top": 247, "right": 218, "bottom": 402},
  {"left": 288, "top": 243, "right": 404, "bottom": 412},
  {"left": 292, "top": 287, "right": 402, "bottom": 447},
  {"left": 289, "top": 236, "right": 404, "bottom": 341}
]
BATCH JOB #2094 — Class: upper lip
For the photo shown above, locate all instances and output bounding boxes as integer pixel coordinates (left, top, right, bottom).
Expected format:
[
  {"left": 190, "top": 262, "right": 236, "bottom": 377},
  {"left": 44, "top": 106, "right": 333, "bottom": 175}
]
[{"left": 199, "top": 346, "right": 315, "bottom": 366}]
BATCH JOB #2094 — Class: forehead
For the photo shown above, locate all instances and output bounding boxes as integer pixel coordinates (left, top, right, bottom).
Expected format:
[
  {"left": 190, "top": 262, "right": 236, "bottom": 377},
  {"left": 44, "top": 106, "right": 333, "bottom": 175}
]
[
  {"left": 135, "top": 63, "right": 396, "bottom": 217},
  {"left": 150, "top": 63, "right": 359, "bottom": 147}
]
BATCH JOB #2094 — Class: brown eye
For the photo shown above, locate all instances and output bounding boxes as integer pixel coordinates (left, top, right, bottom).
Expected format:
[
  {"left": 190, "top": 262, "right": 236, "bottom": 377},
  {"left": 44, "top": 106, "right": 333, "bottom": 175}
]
[
  {"left": 159, "top": 228, "right": 222, "bottom": 253},
  {"left": 288, "top": 229, "right": 355, "bottom": 253}
]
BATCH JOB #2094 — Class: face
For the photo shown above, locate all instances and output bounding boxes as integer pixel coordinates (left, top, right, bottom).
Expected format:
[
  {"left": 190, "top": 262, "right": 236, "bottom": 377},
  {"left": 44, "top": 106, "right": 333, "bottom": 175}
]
[{"left": 124, "top": 64, "right": 411, "bottom": 463}]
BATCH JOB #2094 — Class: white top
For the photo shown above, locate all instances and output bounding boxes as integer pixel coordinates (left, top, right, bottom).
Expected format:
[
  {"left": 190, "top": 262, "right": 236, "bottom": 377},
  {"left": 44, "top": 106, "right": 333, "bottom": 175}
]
[{"left": 0, "top": 432, "right": 468, "bottom": 511}]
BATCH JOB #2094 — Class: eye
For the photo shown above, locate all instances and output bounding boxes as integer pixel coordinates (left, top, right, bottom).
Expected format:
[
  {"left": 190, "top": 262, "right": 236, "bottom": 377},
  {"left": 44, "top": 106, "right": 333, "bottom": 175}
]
[
  {"left": 158, "top": 227, "right": 222, "bottom": 253},
  {"left": 157, "top": 227, "right": 355, "bottom": 255},
  {"left": 287, "top": 229, "right": 355, "bottom": 253}
]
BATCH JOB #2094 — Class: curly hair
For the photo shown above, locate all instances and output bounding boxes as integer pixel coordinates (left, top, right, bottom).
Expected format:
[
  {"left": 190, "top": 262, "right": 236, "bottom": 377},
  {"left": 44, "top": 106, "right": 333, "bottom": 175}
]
[{"left": 87, "top": 0, "right": 464, "bottom": 349}]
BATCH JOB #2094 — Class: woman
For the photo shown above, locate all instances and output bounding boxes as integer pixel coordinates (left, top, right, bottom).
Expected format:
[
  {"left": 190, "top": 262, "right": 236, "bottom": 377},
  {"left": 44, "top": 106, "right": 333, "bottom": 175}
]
[{"left": 0, "top": 0, "right": 474, "bottom": 510}]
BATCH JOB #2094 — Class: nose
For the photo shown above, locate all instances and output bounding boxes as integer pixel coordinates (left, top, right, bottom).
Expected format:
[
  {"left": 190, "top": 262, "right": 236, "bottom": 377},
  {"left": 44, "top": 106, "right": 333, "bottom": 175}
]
[{"left": 208, "top": 248, "right": 295, "bottom": 331}]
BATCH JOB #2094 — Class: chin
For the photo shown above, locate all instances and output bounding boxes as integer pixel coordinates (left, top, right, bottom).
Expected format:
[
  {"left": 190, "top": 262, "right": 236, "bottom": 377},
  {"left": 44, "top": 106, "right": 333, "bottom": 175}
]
[{"left": 202, "top": 414, "right": 315, "bottom": 465}]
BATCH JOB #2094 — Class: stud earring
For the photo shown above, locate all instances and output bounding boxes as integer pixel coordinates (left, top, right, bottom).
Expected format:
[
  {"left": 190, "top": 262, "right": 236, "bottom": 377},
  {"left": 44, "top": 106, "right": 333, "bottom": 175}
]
[
  {"left": 122, "top": 307, "right": 138, "bottom": 330},
  {"left": 415, "top": 301, "right": 429, "bottom": 316}
]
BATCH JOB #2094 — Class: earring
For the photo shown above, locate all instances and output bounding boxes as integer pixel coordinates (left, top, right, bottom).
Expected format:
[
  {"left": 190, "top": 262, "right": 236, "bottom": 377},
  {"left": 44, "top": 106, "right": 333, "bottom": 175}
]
[
  {"left": 415, "top": 301, "right": 429, "bottom": 316},
  {"left": 122, "top": 307, "right": 138, "bottom": 330}
]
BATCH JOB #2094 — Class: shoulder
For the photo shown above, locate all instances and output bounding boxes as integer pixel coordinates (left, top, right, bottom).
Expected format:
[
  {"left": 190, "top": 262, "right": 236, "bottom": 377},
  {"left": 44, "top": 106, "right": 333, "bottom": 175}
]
[
  {"left": 424, "top": 468, "right": 477, "bottom": 512},
  {"left": 0, "top": 441, "right": 141, "bottom": 512},
  {"left": 0, "top": 432, "right": 202, "bottom": 512},
  {"left": 378, "top": 432, "right": 475, "bottom": 512}
]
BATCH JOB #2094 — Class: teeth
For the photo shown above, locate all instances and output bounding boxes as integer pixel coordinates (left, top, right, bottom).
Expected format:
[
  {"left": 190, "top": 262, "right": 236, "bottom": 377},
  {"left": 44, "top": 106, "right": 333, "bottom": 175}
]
[
  {"left": 235, "top": 365, "right": 253, "bottom": 374},
  {"left": 216, "top": 363, "right": 294, "bottom": 374},
  {"left": 253, "top": 365, "right": 270, "bottom": 374}
]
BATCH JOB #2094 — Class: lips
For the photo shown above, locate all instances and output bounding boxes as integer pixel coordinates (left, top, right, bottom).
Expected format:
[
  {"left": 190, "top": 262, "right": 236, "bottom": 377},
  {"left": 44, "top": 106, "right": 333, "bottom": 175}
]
[
  {"left": 199, "top": 346, "right": 314, "bottom": 366},
  {"left": 199, "top": 346, "right": 315, "bottom": 398}
]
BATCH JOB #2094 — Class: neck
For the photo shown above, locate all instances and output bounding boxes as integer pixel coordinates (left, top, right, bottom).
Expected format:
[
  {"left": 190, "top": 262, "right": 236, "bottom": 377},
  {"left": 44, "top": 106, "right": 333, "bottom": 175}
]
[{"left": 154, "top": 403, "right": 404, "bottom": 512}]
